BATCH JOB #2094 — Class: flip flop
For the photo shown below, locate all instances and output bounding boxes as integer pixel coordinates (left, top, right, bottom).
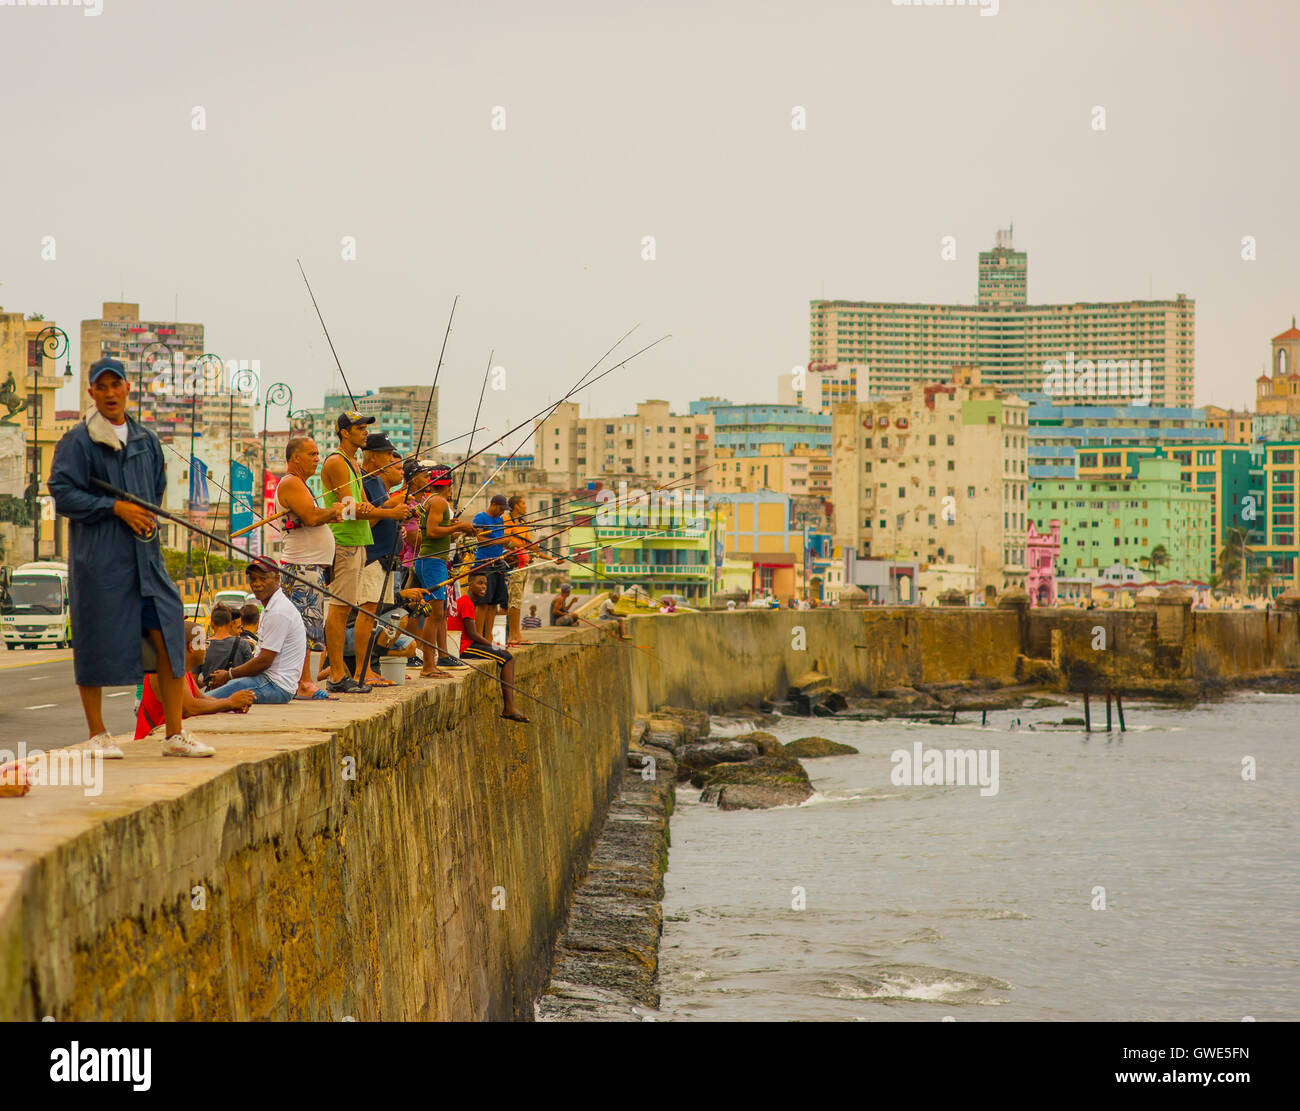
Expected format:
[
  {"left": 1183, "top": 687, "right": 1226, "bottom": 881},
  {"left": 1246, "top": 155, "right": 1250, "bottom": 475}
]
[
  {"left": 363, "top": 675, "right": 396, "bottom": 687},
  {"left": 296, "top": 689, "right": 338, "bottom": 701},
  {"left": 500, "top": 712, "right": 531, "bottom": 723}
]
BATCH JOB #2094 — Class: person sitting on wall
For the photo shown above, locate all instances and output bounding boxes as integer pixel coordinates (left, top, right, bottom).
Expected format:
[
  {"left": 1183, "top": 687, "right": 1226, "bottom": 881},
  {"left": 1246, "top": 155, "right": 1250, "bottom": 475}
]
[
  {"left": 135, "top": 620, "right": 255, "bottom": 738},
  {"left": 551, "top": 583, "right": 578, "bottom": 626},
  {"left": 206, "top": 558, "right": 308, "bottom": 705}
]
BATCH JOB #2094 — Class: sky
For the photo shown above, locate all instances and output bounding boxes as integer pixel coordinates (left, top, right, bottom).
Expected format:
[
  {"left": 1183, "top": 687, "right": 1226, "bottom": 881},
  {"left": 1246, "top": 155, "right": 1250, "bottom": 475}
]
[{"left": 1, "top": 0, "right": 1296, "bottom": 442}]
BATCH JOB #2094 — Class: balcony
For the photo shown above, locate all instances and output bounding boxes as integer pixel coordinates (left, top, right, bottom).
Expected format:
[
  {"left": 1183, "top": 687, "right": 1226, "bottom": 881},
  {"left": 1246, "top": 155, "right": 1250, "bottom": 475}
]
[{"left": 570, "top": 562, "right": 710, "bottom": 577}]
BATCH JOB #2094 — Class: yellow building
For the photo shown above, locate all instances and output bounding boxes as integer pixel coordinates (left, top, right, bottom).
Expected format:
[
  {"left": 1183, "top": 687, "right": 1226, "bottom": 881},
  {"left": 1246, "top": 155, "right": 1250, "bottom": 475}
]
[
  {"left": 538, "top": 399, "right": 714, "bottom": 491},
  {"left": 0, "top": 310, "right": 74, "bottom": 562},
  {"left": 832, "top": 367, "right": 1029, "bottom": 597},
  {"left": 1203, "top": 405, "right": 1253, "bottom": 445},
  {"left": 714, "top": 442, "right": 831, "bottom": 498}
]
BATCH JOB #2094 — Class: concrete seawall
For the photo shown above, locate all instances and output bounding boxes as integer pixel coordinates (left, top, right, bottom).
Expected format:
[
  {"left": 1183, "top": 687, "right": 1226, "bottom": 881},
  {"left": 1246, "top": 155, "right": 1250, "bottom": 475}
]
[
  {"left": 0, "top": 626, "right": 631, "bottom": 1021},
  {"left": 3, "top": 603, "right": 1297, "bottom": 1021}
]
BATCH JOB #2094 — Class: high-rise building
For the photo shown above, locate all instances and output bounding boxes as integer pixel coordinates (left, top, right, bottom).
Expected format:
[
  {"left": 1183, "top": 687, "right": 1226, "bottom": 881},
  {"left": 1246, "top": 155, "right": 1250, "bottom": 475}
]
[
  {"left": 688, "top": 399, "right": 830, "bottom": 455},
  {"left": 831, "top": 367, "right": 1030, "bottom": 598},
  {"left": 78, "top": 302, "right": 255, "bottom": 439},
  {"left": 539, "top": 399, "right": 714, "bottom": 491},
  {"left": 809, "top": 229, "right": 1196, "bottom": 406}
]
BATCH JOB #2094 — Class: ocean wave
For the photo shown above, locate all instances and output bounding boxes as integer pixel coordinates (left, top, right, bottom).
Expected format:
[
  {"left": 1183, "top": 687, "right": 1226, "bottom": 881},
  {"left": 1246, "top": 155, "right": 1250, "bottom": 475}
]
[{"left": 815, "top": 963, "right": 1011, "bottom": 1005}]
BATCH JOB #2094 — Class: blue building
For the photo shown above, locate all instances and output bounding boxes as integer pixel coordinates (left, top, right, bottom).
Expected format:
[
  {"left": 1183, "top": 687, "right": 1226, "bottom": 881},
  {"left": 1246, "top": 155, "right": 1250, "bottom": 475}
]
[
  {"left": 690, "top": 399, "right": 830, "bottom": 457},
  {"left": 1024, "top": 394, "right": 1222, "bottom": 480}
]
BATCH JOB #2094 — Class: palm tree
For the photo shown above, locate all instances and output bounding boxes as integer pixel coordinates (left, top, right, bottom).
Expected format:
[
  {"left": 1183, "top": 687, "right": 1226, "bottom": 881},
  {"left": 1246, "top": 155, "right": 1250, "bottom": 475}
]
[
  {"left": 1253, "top": 565, "right": 1275, "bottom": 600},
  {"left": 1220, "top": 526, "right": 1251, "bottom": 599}
]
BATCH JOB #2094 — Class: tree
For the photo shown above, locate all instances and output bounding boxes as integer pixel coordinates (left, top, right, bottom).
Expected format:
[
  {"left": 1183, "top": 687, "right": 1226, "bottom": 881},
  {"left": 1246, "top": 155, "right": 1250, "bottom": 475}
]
[
  {"left": 1141, "top": 544, "right": 1169, "bottom": 581},
  {"left": 1253, "top": 565, "right": 1275, "bottom": 599},
  {"left": 1220, "top": 526, "right": 1251, "bottom": 598}
]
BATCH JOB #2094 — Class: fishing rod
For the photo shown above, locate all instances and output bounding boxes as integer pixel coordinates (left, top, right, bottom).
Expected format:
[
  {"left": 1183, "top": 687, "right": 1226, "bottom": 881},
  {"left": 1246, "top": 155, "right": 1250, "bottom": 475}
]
[
  {"left": 459, "top": 325, "right": 641, "bottom": 511},
  {"left": 358, "top": 297, "right": 459, "bottom": 682},
  {"left": 297, "top": 258, "right": 358, "bottom": 409},
  {"left": 88, "top": 477, "right": 584, "bottom": 727},
  {"left": 445, "top": 334, "right": 670, "bottom": 482},
  {"left": 414, "top": 295, "right": 456, "bottom": 457},
  {"left": 454, "top": 351, "right": 494, "bottom": 511},
  {"left": 229, "top": 425, "right": 484, "bottom": 539}
]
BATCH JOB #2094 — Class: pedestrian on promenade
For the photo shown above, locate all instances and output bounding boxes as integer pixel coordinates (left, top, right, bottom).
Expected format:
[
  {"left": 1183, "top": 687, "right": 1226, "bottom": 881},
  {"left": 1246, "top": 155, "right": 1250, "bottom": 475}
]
[
  {"left": 601, "top": 586, "right": 631, "bottom": 637},
  {"left": 353, "top": 432, "right": 417, "bottom": 687},
  {"left": 136, "top": 620, "right": 255, "bottom": 738},
  {"left": 471, "top": 494, "right": 511, "bottom": 639},
  {"left": 206, "top": 558, "right": 307, "bottom": 705},
  {"left": 320, "top": 410, "right": 379, "bottom": 693},
  {"left": 274, "top": 436, "right": 343, "bottom": 699},
  {"left": 522, "top": 604, "right": 542, "bottom": 630},
  {"left": 551, "top": 583, "right": 578, "bottom": 626},
  {"left": 459, "top": 570, "right": 530, "bottom": 724},
  {"left": 411, "top": 461, "right": 476, "bottom": 677},
  {"left": 47, "top": 357, "right": 199, "bottom": 759},
  {"left": 199, "top": 604, "right": 253, "bottom": 686}
]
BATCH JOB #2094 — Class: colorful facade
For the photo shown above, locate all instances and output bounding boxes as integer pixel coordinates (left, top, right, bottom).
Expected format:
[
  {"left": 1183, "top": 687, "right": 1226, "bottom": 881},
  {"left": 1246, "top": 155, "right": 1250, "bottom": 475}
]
[{"left": 1025, "top": 520, "right": 1060, "bottom": 606}]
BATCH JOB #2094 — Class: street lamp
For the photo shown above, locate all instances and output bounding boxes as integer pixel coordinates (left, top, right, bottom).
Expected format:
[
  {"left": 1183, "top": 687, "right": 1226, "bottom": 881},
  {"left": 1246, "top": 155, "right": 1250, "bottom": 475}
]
[
  {"left": 288, "top": 409, "right": 316, "bottom": 440},
  {"left": 137, "top": 339, "right": 175, "bottom": 423},
  {"left": 31, "top": 326, "right": 71, "bottom": 561},
  {"left": 184, "top": 353, "right": 224, "bottom": 578},
  {"left": 260, "top": 382, "right": 292, "bottom": 555},
  {"left": 229, "top": 367, "right": 259, "bottom": 543}
]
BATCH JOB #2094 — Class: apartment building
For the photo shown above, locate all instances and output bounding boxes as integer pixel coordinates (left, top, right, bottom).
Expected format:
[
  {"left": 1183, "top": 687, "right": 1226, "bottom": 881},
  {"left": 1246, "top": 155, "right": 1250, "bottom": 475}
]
[
  {"left": 810, "top": 229, "right": 1195, "bottom": 407},
  {"left": 831, "top": 367, "right": 1030, "bottom": 597},
  {"left": 538, "top": 399, "right": 714, "bottom": 491}
]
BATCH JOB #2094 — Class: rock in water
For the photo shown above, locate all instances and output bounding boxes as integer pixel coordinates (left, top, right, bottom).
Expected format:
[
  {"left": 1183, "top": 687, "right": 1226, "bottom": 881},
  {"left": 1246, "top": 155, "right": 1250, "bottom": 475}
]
[
  {"left": 783, "top": 736, "right": 859, "bottom": 758},
  {"left": 714, "top": 784, "right": 811, "bottom": 810},
  {"left": 740, "top": 731, "right": 784, "bottom": 756},
  {"left": 675, "top": 739, "right": 760, "bottom": 776},
  {"left": 653, "top": 706, "right": 710, "bottom": 742},
  {"left": 692, "top": 754, "right": 814, "bottom": 809}
]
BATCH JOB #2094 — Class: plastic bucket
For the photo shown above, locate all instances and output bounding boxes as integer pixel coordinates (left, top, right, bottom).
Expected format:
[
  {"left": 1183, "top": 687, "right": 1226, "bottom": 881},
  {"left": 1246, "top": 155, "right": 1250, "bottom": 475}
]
[{"left": 378, "top": 655, "right": 407, "bottom": 685}]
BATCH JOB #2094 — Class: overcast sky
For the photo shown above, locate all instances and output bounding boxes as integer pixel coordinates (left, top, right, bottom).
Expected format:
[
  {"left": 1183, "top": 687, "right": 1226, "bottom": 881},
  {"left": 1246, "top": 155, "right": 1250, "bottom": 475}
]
[{"left": 1, "top": 0, "right": 1295, "bottom": 441}]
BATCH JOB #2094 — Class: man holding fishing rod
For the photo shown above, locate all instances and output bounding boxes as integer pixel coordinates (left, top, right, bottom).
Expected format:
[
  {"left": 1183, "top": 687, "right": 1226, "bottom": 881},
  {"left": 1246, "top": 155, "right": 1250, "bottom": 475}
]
[{"left": 47, "top": 358, "right": 207, "bottom": 758}]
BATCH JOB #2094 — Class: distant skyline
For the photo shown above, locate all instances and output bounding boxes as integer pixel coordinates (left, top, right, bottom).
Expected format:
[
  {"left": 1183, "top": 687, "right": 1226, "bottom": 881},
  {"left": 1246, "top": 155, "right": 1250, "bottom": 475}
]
[{"left": 2, "top": 0, "right": 1296, "bottom": 434}]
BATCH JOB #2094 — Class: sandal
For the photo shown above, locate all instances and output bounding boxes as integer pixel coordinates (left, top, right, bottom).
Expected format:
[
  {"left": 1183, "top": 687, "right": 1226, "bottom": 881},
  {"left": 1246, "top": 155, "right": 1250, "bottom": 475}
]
[
  {"left": 296, "top": 688, "right": 338, "bottom": 701},
  {"left": 363, "top": 674, "right": 396, "bottom": 687},
  {"left": 419, "top": 669, "right": 450, "bottom": 679},
  {"left": 501, "top": 712, "right": 531, "bottom": 723}
]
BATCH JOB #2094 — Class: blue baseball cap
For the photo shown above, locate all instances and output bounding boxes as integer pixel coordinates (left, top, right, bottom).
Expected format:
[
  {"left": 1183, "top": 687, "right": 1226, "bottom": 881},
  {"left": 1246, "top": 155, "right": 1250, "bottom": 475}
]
[{"left": 89, "top": 357, "right": 127, "bottom": 383}]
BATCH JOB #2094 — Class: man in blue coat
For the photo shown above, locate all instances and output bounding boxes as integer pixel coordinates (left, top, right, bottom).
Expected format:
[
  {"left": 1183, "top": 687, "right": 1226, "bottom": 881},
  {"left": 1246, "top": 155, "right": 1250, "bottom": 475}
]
[{"left": 47, "top": 357, "right": 214, "bottom": 758}]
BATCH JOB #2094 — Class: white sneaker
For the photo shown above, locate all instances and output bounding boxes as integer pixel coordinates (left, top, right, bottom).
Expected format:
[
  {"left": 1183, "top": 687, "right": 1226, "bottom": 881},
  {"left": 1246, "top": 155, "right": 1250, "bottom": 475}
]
[
  {"left": 87, "top": 732, "right": 125, "bottom": 759},
  {"left": 161, "top": 731, "right": 214, "bottom": 758}
]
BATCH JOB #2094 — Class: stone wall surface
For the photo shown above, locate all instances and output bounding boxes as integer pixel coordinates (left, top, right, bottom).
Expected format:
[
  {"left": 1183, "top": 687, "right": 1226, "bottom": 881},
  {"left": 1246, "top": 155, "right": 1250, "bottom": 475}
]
[
  {"left": 3, "top": 605, "right": 1297, "bottom": 1022},
  {"left": 0, "top": 628, "right": 630, "bottom": 1021}
]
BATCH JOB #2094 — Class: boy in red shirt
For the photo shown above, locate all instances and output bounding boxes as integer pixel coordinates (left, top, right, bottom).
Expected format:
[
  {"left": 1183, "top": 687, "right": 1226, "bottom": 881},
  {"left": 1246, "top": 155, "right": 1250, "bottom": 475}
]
[
  {"left": 457, "top": 570, "right": 529, "bottom": 723},
  {"left": 135, "top": 620, "right": 255, "bottom": 739}
]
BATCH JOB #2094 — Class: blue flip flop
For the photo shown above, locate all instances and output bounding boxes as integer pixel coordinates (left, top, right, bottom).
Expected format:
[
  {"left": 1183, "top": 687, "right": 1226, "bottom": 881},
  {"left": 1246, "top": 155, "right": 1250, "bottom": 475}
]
[{"left": 296, "top": 689, "right": 338, "bottom": 701}]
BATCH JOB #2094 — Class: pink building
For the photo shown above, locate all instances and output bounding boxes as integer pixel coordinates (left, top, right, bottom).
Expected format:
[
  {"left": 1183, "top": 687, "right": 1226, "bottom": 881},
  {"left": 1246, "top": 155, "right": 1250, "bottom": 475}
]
[{"left": 1026, "top": 520, "right": 1060, "bottom": 607}]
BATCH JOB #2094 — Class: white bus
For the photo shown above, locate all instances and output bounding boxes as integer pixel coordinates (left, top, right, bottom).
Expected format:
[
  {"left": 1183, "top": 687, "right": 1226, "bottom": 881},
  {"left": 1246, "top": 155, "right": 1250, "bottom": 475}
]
[{"left": 1, "top": 561, "right": 72, "bottom": 650}]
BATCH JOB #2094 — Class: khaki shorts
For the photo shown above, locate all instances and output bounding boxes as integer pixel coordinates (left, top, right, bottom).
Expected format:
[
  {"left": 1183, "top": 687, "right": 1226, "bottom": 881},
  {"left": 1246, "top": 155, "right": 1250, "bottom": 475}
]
[
  {"left": 507, "top": 567, "right": 527, "bottom": 609},
  {"left": 359, "top": 558, "right": 396, "bottom": 606},
  {"left": 330, "top": 545, "right": 367, "bottom": 608}
]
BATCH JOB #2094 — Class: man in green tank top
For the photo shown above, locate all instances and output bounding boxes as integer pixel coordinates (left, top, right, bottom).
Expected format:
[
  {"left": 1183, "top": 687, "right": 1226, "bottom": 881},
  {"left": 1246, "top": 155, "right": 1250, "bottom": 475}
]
[{"left": 320, "top": 410, "right": 380, "bottom": 693}]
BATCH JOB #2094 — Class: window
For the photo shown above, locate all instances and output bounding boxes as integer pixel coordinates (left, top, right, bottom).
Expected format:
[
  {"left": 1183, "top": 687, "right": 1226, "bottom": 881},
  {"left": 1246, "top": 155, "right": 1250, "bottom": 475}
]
[
  {"left": 967, "top": 486, "right": 975, "bottom": 498},
  {"left": 946, "top": 434, "right": 954, "bottom": 446},
  {"left": 928, "top": 434, "right": 936, "bottom": 446},
  {"left": 947, "top": 461, "right": 955, "bottom": 471}
]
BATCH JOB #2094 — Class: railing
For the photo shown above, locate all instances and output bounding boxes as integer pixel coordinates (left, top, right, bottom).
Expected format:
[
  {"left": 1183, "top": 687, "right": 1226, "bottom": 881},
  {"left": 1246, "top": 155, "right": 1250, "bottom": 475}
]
[{"left": 569, "top": 563, "right": 710, "bottom": 577}]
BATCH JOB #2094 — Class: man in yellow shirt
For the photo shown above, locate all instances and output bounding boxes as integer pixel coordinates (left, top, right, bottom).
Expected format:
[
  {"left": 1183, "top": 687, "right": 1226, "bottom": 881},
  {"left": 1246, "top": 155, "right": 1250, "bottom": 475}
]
[{"left": 503, "top": 494, "right": 534, "bottom": 646}]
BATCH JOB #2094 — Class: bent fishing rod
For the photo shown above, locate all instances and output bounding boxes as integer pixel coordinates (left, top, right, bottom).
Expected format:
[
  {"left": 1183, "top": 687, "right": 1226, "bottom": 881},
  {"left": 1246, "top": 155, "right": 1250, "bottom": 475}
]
[{"left": 88, "top": 477, "right": 584, "bottom": 727}]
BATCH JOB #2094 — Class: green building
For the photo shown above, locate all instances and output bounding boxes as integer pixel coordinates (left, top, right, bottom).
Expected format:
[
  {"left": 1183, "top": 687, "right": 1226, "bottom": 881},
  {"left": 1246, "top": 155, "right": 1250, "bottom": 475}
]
[{"left": 1030, "top": 454, "right": 1211, "bottom": 581}]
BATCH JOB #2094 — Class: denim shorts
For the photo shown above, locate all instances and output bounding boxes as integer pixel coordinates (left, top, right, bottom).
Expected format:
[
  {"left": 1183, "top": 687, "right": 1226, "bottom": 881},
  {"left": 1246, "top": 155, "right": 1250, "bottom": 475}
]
[{"left": 413, "top": 557, "right": 449, "bottom": 602}]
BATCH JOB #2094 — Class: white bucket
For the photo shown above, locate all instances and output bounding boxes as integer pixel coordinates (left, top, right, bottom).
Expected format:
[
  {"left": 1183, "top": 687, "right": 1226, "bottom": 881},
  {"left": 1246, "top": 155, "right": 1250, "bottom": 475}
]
[{"left": 378, "top": 655, "right": 407, "bottom": 685}]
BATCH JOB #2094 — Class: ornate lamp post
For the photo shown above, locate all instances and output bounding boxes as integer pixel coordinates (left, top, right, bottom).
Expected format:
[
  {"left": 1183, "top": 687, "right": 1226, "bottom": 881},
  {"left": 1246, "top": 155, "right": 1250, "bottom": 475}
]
[
  {"left": 137, "top": 338, "right": 176, "bottom": 424},
  {"left": 287, "top": 409, "right": 316, "bottom": 440},
  {"left": 229, "top": 367, "right": 259, "bottom": 544},
  {"left": 260, "top": 383, "right": 292, "bottom": 555},
  {"left": 184, "top": 353, "right": 224, "bottom": 578},
  {"left": 31, "top": 327, "right": 71, "bottom": 561}
]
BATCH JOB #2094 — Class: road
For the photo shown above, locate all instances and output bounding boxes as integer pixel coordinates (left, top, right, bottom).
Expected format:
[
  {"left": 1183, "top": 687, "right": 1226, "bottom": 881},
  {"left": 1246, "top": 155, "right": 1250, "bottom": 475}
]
[{"left": 0, "top": 648, "right": 137, "bottom": 751}]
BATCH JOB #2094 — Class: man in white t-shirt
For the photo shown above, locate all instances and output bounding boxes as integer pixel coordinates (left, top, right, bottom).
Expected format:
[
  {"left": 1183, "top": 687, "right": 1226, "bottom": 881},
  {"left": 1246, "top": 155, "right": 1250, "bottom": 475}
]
[{"left": 206, "top": 558, "right": 306, "bottom": 705}]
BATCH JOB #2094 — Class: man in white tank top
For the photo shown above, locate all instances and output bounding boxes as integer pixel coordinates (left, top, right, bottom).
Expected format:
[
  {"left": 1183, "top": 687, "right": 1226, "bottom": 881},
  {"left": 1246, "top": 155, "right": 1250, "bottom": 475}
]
[{"left": 275, "top": 436, "right": 343, "bottom": 699}]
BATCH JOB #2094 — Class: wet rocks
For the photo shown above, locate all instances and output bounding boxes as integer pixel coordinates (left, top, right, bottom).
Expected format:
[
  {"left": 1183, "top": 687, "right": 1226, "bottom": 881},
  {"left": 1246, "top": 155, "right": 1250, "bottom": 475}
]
[
  {"left": 740, "top": 731, "right": 784, "bottom": 756},
  {"left": 782, "top": 736, "right": 858, "bottom": 758},
  {"left": 675, "top": 739, "right": 760, "bottom": 778},
  {"left": 693, "top": 754, "right": 814, "bottom": 810}
]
